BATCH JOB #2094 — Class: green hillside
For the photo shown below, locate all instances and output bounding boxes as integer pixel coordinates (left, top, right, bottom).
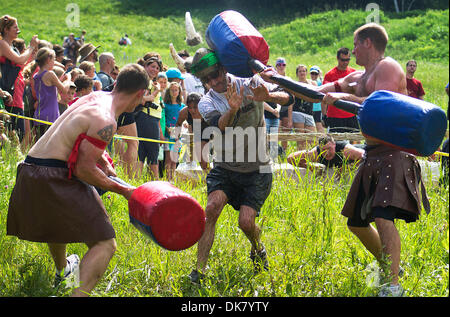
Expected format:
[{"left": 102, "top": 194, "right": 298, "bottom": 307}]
[{"left": 2, "top": 1, "right": 449, "bottom": 106}]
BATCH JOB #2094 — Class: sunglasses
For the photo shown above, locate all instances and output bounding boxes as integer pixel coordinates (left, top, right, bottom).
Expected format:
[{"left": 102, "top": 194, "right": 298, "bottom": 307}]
[
  {"left": 200, "top": 68, "right": 222, "bottom": 84},
  {"left": 277, "top": 63, "right": 286, "bottom": 67},
  {"left": 339, "top": 58, "right": 351, "bottom": 62}
]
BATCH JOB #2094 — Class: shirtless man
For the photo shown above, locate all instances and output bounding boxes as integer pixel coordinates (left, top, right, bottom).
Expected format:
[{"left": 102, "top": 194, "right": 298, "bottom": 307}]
[
  {"left": 262, "top": 23, "right": 429, "bottom": 296},
  {"left": 7, "top": 64, "right": 149, "bottom": 297}
]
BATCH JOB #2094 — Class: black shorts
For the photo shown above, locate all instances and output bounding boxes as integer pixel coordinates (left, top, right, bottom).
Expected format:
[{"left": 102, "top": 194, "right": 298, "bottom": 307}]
[
  {"left": 313, "top": 110, "right": 322, "bottom": 123},
  {"left": 206, "top": 166, "right": 272, "bottom": 215},
  {"left": 327, "top": 116, "right": 360, "bottom": 133},
  {"left": 279, "top": 107, "right": 289, "bottom": 119},
  {"left": 135, "top": 112, "right": 160, "bottom": 165}
]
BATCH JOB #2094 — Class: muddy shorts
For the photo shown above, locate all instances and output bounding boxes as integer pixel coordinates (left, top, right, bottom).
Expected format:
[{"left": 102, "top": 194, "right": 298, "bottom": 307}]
[{"left": 206, "top": 166, "right": 272, "bottom": 215}]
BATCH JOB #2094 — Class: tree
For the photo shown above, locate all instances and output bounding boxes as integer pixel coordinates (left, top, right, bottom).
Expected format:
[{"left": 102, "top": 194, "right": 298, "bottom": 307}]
[{"left": 392, "top": 0, "right": 419, "bottom": 12}]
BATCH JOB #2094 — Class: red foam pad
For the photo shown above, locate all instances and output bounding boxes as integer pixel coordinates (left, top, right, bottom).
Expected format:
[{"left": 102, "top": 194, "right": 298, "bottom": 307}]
[{"left": 128, "top": 181, "right": 205, "bottom": 251}]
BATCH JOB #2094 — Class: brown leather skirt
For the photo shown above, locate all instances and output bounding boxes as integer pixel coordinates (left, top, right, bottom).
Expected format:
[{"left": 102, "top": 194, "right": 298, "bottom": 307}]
[
  {"left": 7, "top": 157, "right": 115, "bottom": 243},
  {"left": 341, "top": 145, "right": 430, "bottom": 222}
]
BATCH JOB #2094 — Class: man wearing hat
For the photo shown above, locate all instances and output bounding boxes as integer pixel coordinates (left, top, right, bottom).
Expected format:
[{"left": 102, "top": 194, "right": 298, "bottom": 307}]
[
  {"left": 78, "top": 43, "right": 101, "bottom": 90},
  {"left": 77, "top": 42, "right": 100, "bottom": 64},
  {"left": 188, "top": 48, "right": 294, "bottom": 283}
]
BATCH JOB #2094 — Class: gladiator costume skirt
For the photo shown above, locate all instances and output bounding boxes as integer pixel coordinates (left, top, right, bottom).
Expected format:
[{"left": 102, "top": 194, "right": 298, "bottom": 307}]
[
  {"left": 7, "top": 156, "right": 116, "bottom": 243},
  {"left": 341, "top": 145, "right": 430, "bottom": 224}
]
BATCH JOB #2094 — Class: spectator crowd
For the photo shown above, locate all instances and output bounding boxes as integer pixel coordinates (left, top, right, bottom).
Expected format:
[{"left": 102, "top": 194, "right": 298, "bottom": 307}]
[{"left": 0, "top": 14, "right": 446, "bottom": 181}]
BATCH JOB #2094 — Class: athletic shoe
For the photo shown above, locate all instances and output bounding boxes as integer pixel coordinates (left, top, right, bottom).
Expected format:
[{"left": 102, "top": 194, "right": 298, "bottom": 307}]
[
  {"left": 54, "top": 254, "right": 80, "bottom": 289},
  {"left": 189, "top": 269, "right": 204, "bottom": 284},
  {"left": 378, "top": 284, "right": 405, "bottom": 297},
  {"left": 250, "top": 246, "right": 269, "bottom": 273}
]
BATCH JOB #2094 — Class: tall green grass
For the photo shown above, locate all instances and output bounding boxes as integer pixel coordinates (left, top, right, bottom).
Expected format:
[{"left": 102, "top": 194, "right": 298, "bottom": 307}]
[
  {"left": 0, "top": 140, "right": 448, "bottom": 297},
  {"left": 0, "top": 1, "right": 448, "bottom": 298}
]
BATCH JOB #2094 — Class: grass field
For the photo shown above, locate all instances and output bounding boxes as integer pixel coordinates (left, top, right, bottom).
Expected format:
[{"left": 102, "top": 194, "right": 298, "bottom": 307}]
[
  {"left": 0, "top": 139, "right": 448, "bottom": 297},
  {"left": 0, "top": 1, "right": 448, "bottom": 298}
]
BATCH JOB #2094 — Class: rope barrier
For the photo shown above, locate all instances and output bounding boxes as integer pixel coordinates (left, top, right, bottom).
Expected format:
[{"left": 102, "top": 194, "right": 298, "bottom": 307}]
[
  {"left": 0, "top": 109, "right": 175, "bottom": 145},
  {"left": 1, "top": 109, "right": 448, "bottom": 157}
]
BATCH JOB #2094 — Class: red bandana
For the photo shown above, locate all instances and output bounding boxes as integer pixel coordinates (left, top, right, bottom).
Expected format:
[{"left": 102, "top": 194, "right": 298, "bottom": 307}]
[{"left": 67, "top": 133, "right": 108, "bottom": 179}]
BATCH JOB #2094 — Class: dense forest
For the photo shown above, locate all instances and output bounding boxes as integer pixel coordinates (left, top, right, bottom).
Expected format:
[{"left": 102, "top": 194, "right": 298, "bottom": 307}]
[{"left": 114, "top": 0, "right": 449, "bottom": 25}]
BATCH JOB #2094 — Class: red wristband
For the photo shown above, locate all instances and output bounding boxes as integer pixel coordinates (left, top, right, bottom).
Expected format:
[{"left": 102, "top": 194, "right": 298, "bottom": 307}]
[{"left": 334, "top": 81, "right": 342, "bottom": 92}]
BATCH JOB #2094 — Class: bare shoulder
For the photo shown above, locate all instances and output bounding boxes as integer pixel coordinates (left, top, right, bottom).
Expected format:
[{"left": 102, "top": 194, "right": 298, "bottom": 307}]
[
  {"left": 0, "top": 40, "right": 17, "bottom": 60},
  {"left": 378, "top": 57, "right": 403, "bottom": 72},
  {"left": 85, "top": 108, "right": 117, "bottom": 143},
  {"left": 374, "top": 57, "right": 406, "bottom": 93},
  {"left": 69, "top": 93, "right": 117, "bottom": 143}
]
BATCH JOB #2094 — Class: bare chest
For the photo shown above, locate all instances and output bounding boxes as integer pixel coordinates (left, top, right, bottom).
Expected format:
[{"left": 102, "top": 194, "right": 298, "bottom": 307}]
[{"left": 354, "top": 71, "right": 376, "bottom": 97}]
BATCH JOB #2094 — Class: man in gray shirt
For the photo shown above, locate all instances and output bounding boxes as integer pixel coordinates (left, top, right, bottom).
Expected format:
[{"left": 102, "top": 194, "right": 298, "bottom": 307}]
[{"left": 188, "top": 48, "right": 293, "bottom": 283}]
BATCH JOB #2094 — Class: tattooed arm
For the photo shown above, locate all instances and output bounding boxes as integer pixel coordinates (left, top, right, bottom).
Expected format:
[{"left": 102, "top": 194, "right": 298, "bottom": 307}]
[{"left": 75, "top": 120, "right": 135, "bottom": 200}]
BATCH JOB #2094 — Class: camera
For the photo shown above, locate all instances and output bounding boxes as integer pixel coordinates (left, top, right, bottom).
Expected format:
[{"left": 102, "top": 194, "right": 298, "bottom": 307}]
[{"left": 144, "top": 101, "right": 159, "bottom": 110}]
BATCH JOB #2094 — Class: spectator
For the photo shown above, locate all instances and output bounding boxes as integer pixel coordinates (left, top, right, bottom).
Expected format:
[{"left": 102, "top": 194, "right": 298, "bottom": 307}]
[
  {"left": 274, "top": 57, "right": 292, "bottom": 153},
  {"left": 322, "top": 47, "right": 358, "bottom": 133},
  {"left": 119, "top": 34, "right": 132, "bottom": 46},
  {"left": 12, "top": 38, "right": 25, "bottom": 54},
  {"left": 275, "top": 57, "right": 287, "bottom": 76},
  {"left": 97, "top": 52, "right": 115, "bottom": 91},
  {"left": 0, "top": 15, "right": 39, "bottom": 142},
  {"left": 292, "top": 64, "right": 316, "bottom": 150},
  {"left": 69, "top": 74, "right": 93, "bottom": 106},
  {"left": 62, "top": 33, "right": 81, "bottom": 64},
  {"left": 79, "top": 61, "right": 102, "bottom": 91},
  {"left": 61, "top": 57, "right": 74, "bottom": 72},
  {"left": 76, "top": 30, "right": 86, "bottom": 46},
  {"left": 77, "top": 42, "right": 99, "bottom": 65},
  {"left": 166, "top": 67, "right": 187, "bottom": 103},
  {"left": 53, "top": 44, "right": 65, "bottom": 63},
  {"left": 310, "top": 65, "right": 325, "bottom": 133},
  {"left": 156, "top": 71, "right": 168, "bottom": 94},
  {"left": 134, "top": 56, "right": 164, "bottom": 179},
  {"left": 175, "top": 92, "right": 210, "bottom": 171},
  {"left": 263, "top": 73, "right": 284, "bottom": 161},
  {"left": 58, "top": 81, "right": 76, "bottom": 114},
  {"left": 110, "top": 65, "right": 119, "bottom": 80},
  {"left": 77, "top": 42, "right": 101, "bottom": 89},
  {"left": 155, "top": 72, "right": 169, "bottom": 175},
  {"left": 287, "top": 134, "right": 365, "bottom": 170},
  {"left": 22, "top": 61, "right": 39, "bottom": 149},
  {"left": 32, "top": 47, "right": 68, "bottom": 141},
  {"left": 405, "top": 60, "right": 425, "bottom": 100},
  {"left": 163, "top": 81, "right": 185, "bottom": 180},
  {"left": 177, "top": 49, "right": 205, "bottom": 95},
  {"left": 69, "top": 67, "right": 84, "bottom": 83}
]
